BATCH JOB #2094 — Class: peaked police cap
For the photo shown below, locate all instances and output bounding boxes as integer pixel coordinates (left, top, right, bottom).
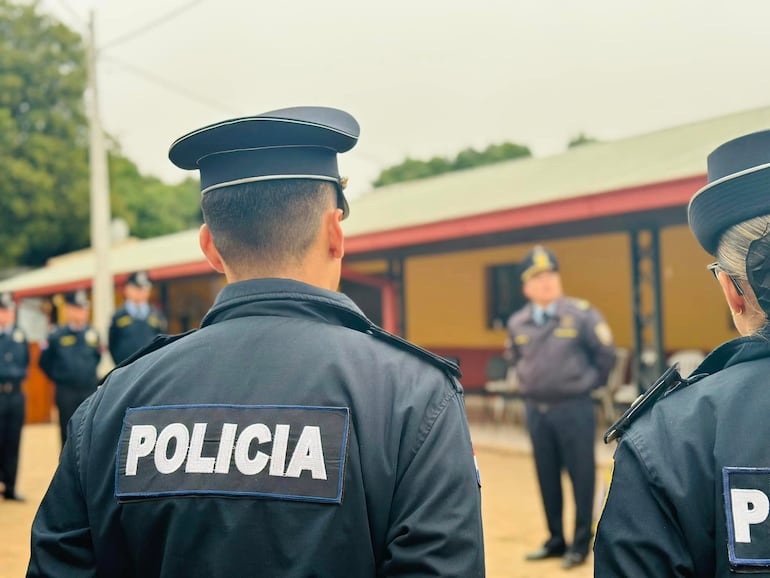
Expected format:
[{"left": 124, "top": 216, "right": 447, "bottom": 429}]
[
  {"left": 168, "top": 106, "right": 360, "bottom": 218},
  {"left": 520, "top": 246, "right": 559, "bottom": 282},
  {"left": 126, "top": 271, "right": 152, "bottom": 289},
  {"left": 0, "top": 292, "right": 15, "bottom": 310},
  {"left": 689, "top": 129, "right": 770, "bottom": 255},
  {"left": 64, "top": 290, "right": 90, "bottom": 308}
]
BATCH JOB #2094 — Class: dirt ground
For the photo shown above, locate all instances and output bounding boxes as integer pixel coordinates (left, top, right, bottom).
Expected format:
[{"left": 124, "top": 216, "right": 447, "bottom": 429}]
[{"left": 1, "top": 423, "right": 600, "bottom": 578}]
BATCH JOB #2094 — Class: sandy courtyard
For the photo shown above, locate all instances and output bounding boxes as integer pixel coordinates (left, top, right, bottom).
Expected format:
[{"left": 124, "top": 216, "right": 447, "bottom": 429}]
[{"left": 1, "top": 422, "right": 605, "bottom": 578}]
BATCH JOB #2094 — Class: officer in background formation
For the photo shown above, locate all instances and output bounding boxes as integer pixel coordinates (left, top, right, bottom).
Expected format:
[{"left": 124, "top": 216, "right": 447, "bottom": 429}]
[
  {"left": 39, "top": 290, "right": 101, "bottom": 446},
  {"left": 0, "top": 292, "right": 29, "bottom": 502},
  {"left": 506, "top": 246, "right": 615, "bottom": 570},
  {"left": 109, "top": 271, "right": 165, "bottom": 365},
  {"left": 595, "top": 131, "right": 770, "bottom": 576},
  {"left": 28, "top": 107, "right": 485, "bottom": 577}
]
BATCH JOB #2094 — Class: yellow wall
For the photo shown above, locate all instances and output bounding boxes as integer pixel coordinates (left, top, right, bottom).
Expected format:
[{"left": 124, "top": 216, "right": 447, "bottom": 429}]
[
  {"left": 403, "top": 227, "right": 738, "bottom": 353},
  {"left": 661, "top": 226, "right": 738, "bottom": 349},
  {"left": 166, "top": 276, "right": 224, "bottom": 333}
]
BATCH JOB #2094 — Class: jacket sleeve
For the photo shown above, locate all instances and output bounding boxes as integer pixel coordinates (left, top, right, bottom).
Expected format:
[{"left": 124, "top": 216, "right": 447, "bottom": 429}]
[
  {"left": 383, "top": 387, "right": 485, "bottom": 577},
  {"left": 108, "top": 316, "right": 119, "bottom": 361},
  {"left": 28, "top": 401, "right": 96, "bottom": 577},
  {"left": 580, "top": 307, "right": 616, "bottom": 386},
  {"left": 594, "top": 438, "right": 694, "bottom": 577},
  {"left": 38, "top": 336, "right": 54, "bottom": 380}
]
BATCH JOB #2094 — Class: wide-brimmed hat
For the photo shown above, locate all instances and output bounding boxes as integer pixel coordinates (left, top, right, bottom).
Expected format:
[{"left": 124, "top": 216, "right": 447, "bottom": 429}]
[{"left": 688, "top": 129, "right": 770, "bottom": 255}]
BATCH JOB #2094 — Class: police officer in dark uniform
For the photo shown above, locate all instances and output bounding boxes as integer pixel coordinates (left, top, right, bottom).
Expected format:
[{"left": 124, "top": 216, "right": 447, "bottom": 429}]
[
  {"left": 506, "top": 246, "right": 615, "bottom": 570},
  {"left": 109, "top": 271, "right": 165, "bottom": 364},
  {"left": 0, "top": 292, "right": 29, "bottom": 502},
  {"left": 595, "top": 131, "right": 770, "bottom": 576},
  {"left": 39, "top": 290, "right": 101, "bottom": 446},
  {"left": 28, "top": 107, "right": 485, "bottom": 577}
]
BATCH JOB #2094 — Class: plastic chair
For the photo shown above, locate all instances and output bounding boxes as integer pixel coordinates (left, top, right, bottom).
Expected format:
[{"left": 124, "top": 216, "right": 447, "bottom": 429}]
[
  {"left": 666, "top": 349, "right": 706, "bottom": 378},
  {"left": 592, "top": 347, "right": 632, "bottom": 426}
]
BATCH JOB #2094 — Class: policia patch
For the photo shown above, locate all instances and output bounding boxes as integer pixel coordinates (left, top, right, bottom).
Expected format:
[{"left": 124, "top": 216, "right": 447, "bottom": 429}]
[
  {"left": 724, "top": 468, "right": 770, "bottom": 572},
  {"left": 116, "top": 405, "right": 350, "bottom": 504}
]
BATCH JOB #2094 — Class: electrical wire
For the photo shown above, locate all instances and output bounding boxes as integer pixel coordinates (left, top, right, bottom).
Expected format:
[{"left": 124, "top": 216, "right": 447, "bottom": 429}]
[
  {"left": 102, "top": 54, "right": 238, "bottom": 116},
  {"left": 101, "top": 0, "right": 206, "bottom": 51}
]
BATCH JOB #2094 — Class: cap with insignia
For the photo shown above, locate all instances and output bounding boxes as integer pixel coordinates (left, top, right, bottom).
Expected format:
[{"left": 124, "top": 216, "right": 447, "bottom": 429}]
[
  {"left": 168, "top": 106, "right": 360, "bottom": 219},
  {"left": 126, "top": 271, "right": 152, "bottom": 289},
  {"left": 689, "top": 130, "right": 770, "bottom": 255},
  {"left": 520, "top": 246, "right": 559, "bottom": 283},
  {"left": 64, "top": 290, "right": 90, "bottom": 308},
  {"left": 0, "top": 292, "right": 15, "bottom": 310}
]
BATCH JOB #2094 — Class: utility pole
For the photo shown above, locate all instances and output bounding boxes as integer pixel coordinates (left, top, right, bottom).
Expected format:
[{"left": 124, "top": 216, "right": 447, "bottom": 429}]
[{"left": 86, "top": 11, "right": 114, "bottom": 368}]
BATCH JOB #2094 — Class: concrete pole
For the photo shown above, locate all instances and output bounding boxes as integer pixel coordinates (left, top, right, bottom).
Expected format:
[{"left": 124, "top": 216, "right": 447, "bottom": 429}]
[{"left": 86, "top": 11, "right": 114, "bottom": 371}]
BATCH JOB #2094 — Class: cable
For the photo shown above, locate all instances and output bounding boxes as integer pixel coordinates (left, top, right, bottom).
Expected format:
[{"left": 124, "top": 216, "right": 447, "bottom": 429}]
[
  {"left": 52, "top": 0, "right": 87, "bottom": 32},
  {"left": 102, "top": 54, "right": 238, "bottom": 116},
  {"left": 101, "top": 0, "right": 206, "bottom": 51}
]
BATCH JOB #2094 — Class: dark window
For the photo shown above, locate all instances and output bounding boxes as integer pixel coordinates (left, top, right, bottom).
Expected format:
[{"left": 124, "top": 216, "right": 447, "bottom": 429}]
[{"left": 487, "top": 263, "right": 526, "bottom": 329}]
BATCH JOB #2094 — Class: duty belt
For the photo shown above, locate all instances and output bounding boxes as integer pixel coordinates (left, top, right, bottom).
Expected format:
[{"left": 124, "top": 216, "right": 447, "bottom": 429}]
[{"left": 0, "top": 381, "right": 21, "bottom": 394}]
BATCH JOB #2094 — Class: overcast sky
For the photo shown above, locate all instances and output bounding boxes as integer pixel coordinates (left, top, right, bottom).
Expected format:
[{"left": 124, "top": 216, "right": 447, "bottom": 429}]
[{"left": 37, "top": 0, "right": 770, "bottom": 197}]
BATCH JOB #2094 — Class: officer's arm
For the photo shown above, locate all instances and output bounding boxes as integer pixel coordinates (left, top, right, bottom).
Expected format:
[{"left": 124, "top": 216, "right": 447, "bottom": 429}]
[
  {"left": 580, "top": 308, "right": 616, "bottom": 385},
  {"left": 594, "top": 439, "right": 694, "bottom": 577},
  {"left": 28, "top": 402, "right": 96, "bottom": 576},
  {"left": 108, "top": 318, "right": 119, "bottom": 360},
  {"left": 383, "top": 388, "right": 485, "bottom": 577},
  {"left": 504, "top": 320, "right": 519, "bottom": 366},
  {"left": 38, "top": 337, "right": 54, "bottom": 378}
]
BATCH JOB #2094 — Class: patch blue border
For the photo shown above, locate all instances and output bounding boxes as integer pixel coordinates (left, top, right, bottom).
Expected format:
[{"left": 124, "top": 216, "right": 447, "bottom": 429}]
[
  {"left": 115, "top": 404, "right": 350, "bottom": 504},
  {"left": 723, "top": 467, "right": 770, "bottom": 569}
]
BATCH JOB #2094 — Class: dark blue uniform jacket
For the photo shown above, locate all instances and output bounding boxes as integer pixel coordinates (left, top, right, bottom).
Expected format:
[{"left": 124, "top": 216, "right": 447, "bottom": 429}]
[
  {"left": 0, "top": 328, "right": 29, "bottom": 381},
  {"left": 39, "top": 325, "right": 101, "bottom": 388},
  {"left": 28, "top": 279, "right": 485, "bottom": 577},
  {"left": 108, "top": 306, "right": 165, "bottom": 365},
  {"left": 595, "top": 332, "right": 770, "bottom": 576}
]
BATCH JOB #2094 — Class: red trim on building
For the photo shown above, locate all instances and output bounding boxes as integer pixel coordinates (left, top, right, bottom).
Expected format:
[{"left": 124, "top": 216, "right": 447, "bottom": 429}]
[
  {"left": 346, "top": 174, "right": 706, "bottom": 254},
  {"left": 13, "top": 261, "right": 216, "bottom": 299}
]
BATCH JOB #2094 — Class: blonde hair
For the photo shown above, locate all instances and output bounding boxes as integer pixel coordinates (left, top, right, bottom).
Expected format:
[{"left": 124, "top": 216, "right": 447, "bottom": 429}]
[{"left": 716, "top": 214, "right": 770, "bottom": 325}]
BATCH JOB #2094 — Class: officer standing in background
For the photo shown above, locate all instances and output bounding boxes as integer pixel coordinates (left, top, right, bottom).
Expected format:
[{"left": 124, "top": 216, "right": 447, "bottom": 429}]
[
  {"left": 28, "top": 106, "right": 485, "bottom": 577},
  {"left": 109, "top": 271, "right": 165, "bottom": 364},
  {"left": 0, "top": 292, "right": 29, "bottom": 502},
  {"left": 506, "top": 246, "right": 615, "bottom": 570},
  {"left": 39, "top": 290, "right": 101, "bottom": 446}
]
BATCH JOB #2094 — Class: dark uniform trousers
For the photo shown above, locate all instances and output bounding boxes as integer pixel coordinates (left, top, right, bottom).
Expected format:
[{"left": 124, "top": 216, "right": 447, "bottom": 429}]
[
  {"left": 0, "top": 381, "right": 24, "bottom": 497},
  {"left": 526, "top": 395, "right": 596, "bottom": 555}
]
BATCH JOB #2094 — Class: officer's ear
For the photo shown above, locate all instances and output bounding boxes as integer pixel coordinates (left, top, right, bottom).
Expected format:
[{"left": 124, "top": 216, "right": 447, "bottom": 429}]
[
  {"left": 716, "top": 270, "right": 746, "bottom": 316},
  {"left": 199, "top": 224, "right": 225, "bottom": 274},
  {"left": 325, "top": 208, "right": 344, "bottom": 260}
]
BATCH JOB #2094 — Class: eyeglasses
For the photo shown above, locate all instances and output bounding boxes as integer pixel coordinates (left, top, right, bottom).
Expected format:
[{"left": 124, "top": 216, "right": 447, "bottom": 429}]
[{"left": 707, "top": 262, "right": 745, "bottom": 296}]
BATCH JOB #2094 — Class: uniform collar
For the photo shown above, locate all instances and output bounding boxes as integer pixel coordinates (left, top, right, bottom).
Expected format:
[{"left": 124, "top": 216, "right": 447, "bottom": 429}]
[
  {"left": 693, "top": 327, "right": 770, "bottom": 377},
  {"left": 527, "top": 298, "right": 562, "bottom": 324},
  {"left": 201, "top": 278, "right": 370, "bottom": 330}
]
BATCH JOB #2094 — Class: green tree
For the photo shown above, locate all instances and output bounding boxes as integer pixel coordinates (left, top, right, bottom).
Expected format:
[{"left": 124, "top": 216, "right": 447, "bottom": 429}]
[
  {"left": 373, "top": 141, "right": 531, "bottom": 188},
  {"left": 108, "top": 152, "right": 201, "bottom": 239},
  {"left": 0, "top": 0, "right": 203, "bottom": 268},
  {"left": 0, "top": 0, "right": 90, "bottom": 267}
]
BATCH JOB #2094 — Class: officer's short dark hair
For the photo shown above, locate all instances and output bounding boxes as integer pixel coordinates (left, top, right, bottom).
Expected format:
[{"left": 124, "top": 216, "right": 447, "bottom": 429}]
[{"left": 201, "top": 179, "right": 337, "bottom": 270}]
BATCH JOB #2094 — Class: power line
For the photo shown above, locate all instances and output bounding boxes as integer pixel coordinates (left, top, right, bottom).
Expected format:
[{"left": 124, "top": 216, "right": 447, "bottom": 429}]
[
  {"left": 102, "top": 54, "right": 238, "bottom": 116},
  {"left": 101, "top": 0, "right": 206, "bottom": 51},
  {"left": 52, "top": 0, "right": 87, "bottom": 32}
]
